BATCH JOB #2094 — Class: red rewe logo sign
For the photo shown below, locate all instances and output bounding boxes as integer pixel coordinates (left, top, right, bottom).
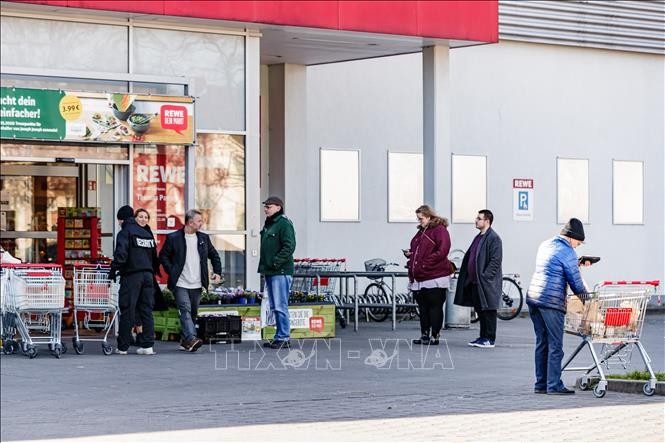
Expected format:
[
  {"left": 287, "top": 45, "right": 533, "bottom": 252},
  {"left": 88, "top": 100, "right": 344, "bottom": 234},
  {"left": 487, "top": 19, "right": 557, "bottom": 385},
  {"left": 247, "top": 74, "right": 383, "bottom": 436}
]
[
  {"left": 309, "top": 316, "right": 325, "bottom": 333},
  {"left": 160, "top": 105, "right": 188, "bottom": 134}
]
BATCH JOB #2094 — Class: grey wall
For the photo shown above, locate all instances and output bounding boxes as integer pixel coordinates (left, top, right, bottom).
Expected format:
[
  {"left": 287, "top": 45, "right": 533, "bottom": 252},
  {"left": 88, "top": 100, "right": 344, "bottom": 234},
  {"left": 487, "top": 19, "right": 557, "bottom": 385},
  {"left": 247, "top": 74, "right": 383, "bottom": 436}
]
[{"left": 300, "top": 41, "right": 664, "bottom": 288}]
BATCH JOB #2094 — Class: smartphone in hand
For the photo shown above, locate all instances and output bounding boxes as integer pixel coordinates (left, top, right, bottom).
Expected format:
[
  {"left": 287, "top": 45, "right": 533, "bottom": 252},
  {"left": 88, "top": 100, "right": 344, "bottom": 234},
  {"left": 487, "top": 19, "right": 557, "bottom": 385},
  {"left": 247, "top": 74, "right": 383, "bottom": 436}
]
[
  {"left": 578, "top": 256, "right": 600, "bottom": 266},
  {"left": 402, "top": 249, "right": 411, "bottom": 258}
]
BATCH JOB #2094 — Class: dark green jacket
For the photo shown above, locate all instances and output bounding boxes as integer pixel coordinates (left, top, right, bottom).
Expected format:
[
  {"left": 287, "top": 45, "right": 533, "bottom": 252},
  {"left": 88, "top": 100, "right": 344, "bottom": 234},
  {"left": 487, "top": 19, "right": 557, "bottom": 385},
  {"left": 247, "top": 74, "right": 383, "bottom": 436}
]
[{"left": 258, "top": 213, "right": 296, "bottom": 276}]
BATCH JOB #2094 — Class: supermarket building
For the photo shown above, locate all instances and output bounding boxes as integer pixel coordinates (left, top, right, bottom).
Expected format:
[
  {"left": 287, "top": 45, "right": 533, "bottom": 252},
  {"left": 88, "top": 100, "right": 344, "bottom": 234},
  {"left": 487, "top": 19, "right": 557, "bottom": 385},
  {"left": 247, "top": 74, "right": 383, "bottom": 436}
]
[{"left": 0, "top": 1, "right": 663, "bottom": 290}]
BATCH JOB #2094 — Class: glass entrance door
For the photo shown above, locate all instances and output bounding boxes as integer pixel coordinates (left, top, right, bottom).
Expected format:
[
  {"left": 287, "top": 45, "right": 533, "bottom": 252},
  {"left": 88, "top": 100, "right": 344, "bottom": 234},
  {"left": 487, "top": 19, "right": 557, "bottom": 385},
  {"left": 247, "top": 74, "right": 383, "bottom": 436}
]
[
  {"left": 1, "top": 162, "right": 119, "bottom": 263},
  {"left": 1, "top": 163, "right": 78, "bottom": 263}
]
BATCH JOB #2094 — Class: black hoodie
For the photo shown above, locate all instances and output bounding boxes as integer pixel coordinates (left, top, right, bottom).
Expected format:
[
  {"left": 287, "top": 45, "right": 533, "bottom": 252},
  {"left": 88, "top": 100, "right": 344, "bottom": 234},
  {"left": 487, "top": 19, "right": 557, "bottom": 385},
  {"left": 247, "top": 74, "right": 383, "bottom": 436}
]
[{"left": 110, "top": 217, "right": 159, "bottom": 277}]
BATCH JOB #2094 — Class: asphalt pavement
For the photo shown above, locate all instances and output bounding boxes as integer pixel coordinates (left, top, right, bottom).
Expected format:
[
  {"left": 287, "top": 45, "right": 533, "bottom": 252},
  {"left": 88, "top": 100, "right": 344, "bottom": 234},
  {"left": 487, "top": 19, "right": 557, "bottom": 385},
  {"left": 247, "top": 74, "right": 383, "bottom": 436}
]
[{"left": 1, "top": 313, "right": 663, "bottom": 442}]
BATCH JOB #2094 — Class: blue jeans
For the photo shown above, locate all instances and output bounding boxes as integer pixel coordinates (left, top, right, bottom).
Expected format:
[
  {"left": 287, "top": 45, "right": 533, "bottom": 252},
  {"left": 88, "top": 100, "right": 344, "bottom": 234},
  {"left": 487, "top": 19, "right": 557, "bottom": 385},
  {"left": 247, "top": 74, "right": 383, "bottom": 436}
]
[
  {"left": 175, "top": 287, "right": 201, "bottom": 342},
  {"left": 529, "top": 304, "right": 566, "bottom": 392},
  {"left": 265, "top": 275, "right": 292, "bottom": 341}
]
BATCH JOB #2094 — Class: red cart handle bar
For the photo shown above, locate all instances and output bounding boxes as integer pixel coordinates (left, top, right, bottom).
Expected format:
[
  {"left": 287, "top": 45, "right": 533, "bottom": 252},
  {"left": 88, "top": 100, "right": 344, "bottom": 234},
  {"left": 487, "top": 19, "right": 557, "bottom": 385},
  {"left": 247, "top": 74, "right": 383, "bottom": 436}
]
[{"left": 601, "top": 280, "right": 660, "bottom": 287}]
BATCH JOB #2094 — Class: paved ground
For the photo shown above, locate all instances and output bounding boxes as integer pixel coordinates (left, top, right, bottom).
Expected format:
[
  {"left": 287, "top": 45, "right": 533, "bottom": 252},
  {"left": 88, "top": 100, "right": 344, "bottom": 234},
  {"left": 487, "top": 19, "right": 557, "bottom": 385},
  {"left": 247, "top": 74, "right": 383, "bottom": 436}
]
[{"left": 1, "top": 314, "right": 663, "bottom": 442}]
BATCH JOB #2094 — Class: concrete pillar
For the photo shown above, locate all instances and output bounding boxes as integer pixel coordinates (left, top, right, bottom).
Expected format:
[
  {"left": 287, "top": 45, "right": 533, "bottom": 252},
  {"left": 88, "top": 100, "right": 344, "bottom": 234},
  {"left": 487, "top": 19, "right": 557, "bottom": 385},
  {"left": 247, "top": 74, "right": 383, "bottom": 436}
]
[
  {"left": 422, "top": 45, "right": 452, "bottom": 218},
  {"left": 267, "top": 63, "right": 308, "bottom": 257},
  {"left": 245, "top": 31, "right": 261, "bottom": 290}
]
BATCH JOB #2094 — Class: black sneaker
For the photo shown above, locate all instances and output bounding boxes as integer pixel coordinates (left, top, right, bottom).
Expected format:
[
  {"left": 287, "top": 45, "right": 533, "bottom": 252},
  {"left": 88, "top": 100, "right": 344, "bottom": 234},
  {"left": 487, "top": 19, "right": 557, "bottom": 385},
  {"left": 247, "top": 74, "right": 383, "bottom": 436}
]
[
  {"left": 412, "top": 335, "right": 430, "bottom": 345},
  {"left": 534, "top": 389, "right": 547, "bottom": 394},
  {"left": 268, "top": 340, "right": 291, "bottom": 349},
  {"left": 262, "top": 341, "right": 274, "bottom": 348},
  {"left": 547, "top": 387, "right": 575, "bottom": 395}
]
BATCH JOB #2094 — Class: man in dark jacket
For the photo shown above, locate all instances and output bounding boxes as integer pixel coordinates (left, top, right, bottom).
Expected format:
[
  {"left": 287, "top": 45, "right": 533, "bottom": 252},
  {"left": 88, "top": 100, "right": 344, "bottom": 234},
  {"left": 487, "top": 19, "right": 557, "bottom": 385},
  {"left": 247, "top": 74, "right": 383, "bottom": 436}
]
[
  {"left": 454, "top": 209, "right": 503, "bottom": 348},
  {"left": 526, "top": 218, "right": 588, "bottom": 395},
  {"left": 159, "top": 209, "right": 222, "bottom": 352},
  {"left": 258, "top": 196, "right": 296, "bottom": 349},
  {"left": 110, "top": 205, "right": 160, "bottom": 355}
]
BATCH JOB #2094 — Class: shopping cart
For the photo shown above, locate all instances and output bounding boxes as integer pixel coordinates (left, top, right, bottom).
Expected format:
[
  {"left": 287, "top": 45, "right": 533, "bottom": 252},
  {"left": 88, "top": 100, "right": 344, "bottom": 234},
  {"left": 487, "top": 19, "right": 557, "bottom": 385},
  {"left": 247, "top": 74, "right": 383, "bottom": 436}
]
[
  {"left": 562, "top": 280, "right": 660, "bottom": 398},
  {"left": 292, "top": 258, "right": 348, "bottom": 327},
  {"left": 1, "top": 267, "right": 20, "bottom": 355},
  {"left": 72, "top": 264, "right": 119, "bottom": 355},
  {"left": 3, "top": 264, "right": 67, "bottom": 359}
]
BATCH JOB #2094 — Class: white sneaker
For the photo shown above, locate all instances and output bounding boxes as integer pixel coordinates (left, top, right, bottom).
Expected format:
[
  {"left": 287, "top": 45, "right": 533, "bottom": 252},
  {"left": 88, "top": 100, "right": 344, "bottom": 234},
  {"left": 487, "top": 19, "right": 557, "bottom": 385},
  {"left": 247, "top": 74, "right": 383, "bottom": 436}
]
[
  {"left": 114, "top": 348, "right": 128, "bottom": 355},
  {"left": 136, "top": 347, "right": 157, "bottom": 355}
]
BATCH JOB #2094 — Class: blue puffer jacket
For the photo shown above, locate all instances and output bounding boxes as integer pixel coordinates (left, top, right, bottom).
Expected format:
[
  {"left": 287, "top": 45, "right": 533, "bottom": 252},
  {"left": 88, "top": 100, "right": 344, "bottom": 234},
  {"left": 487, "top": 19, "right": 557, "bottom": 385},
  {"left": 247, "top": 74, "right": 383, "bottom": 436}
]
[{"left": 526, "top": 236, "right": 586, "bottom": 313}]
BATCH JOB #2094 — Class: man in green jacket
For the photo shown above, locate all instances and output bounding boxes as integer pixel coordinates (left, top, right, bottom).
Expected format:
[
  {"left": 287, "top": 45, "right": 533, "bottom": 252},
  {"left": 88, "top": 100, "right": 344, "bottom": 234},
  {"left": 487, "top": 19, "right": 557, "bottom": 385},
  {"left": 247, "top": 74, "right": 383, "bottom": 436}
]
[{"left": 259, "top": 196, "right": 296, "bottom": 349}]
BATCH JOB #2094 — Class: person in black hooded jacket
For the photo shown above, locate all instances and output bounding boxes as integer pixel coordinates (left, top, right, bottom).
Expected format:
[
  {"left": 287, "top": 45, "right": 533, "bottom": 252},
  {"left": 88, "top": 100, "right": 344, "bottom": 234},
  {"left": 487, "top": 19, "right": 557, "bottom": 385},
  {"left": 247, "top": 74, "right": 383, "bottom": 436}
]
[{"left": 109, "top": 205, "right": 160, "bottom": 355}]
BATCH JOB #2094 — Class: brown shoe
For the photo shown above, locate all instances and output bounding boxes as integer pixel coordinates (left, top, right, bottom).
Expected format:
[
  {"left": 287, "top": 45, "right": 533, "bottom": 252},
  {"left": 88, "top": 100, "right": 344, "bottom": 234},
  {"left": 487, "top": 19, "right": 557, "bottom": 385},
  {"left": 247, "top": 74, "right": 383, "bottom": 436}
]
[{"left": 187, "top": 338, "right": 203, "bottom": 352}]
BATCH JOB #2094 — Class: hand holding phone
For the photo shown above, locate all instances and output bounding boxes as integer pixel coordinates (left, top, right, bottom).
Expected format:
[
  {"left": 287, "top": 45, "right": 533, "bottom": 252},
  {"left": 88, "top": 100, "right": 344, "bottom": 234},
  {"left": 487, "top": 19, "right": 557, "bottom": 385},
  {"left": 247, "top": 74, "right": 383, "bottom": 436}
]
[
  {"left": 578, "top": 256, "right": 600, "bottom": 267},
  {"left": 402, "top": 249, "right": 411, "bottom": 258}
]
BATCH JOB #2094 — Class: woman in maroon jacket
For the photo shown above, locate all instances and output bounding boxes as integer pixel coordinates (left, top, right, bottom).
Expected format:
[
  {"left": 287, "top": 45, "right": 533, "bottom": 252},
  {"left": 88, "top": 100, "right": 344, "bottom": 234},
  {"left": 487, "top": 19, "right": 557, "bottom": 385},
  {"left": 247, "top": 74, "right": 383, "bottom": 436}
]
[{"left": 405, "top": 205, "right": 453, "bottom": 345}]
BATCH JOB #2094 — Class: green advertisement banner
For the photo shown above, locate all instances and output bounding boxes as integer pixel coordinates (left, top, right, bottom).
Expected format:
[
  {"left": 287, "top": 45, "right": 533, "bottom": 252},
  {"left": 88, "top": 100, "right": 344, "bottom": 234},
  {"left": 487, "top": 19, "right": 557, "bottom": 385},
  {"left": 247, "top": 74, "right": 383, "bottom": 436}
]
[
  {"left": 1, "top": 86, "right": 195, "bottom": 145},
  {"left": 0, "top": 87, "right": 66, "bottom": 140}
]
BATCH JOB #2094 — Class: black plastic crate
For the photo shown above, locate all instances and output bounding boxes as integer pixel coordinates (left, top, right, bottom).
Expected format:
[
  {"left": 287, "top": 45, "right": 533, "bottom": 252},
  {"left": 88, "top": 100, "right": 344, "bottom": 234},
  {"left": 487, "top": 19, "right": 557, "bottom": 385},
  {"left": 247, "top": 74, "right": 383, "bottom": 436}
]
[{"left": 196, "top": 315, "right": 242, "bottom": 343}]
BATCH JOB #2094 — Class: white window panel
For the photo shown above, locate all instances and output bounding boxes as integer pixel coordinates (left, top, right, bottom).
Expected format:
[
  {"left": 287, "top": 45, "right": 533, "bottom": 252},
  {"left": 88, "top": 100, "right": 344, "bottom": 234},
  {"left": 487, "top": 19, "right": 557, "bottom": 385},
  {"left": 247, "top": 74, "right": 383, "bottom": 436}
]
[
  {"left": 388, "top": 152, "right": 423, "bottom": 222},
  {"left": 320, "top": 149, "right": 360, "bottom": 221},
  {"left": 613, "top": 160, "right": 644, "bottom": 224},
  {"left": 557, "top": 158, "right": 589, "bottom": 223},
  {"left": 452, "top": 155, "right": 487, "bottom": 223}
]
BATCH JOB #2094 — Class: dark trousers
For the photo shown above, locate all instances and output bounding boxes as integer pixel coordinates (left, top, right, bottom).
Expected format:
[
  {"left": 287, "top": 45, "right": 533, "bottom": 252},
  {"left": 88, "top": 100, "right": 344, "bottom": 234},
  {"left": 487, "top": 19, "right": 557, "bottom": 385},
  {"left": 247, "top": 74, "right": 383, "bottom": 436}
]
[
  {"left": 469, "top": 284, "right": 497, "bottom": 341},
  {"left": 117, "top": 271, "right": 155, "bottom": 351},
  {"left": 415, "top": 287, "right": 447, "bottom": 338},
  {"left": 529, "top": 304, "right": 566, "bottom": 392}
]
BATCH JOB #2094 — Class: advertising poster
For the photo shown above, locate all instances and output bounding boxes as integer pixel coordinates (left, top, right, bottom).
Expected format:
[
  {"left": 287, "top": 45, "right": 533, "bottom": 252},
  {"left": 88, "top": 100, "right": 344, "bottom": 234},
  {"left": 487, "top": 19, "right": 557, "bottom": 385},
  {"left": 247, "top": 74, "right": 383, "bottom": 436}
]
[
  {"left": 132, "top": 147, "right": 186, "bottom": 231},
  {"left": 1, "top": 87, "right": 194, "bottom": 144}
]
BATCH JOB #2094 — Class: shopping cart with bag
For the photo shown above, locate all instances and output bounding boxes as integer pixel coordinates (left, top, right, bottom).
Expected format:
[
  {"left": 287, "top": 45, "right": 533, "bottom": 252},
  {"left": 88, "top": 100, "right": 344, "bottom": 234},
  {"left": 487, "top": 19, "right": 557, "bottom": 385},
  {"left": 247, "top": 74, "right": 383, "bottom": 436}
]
[
  {"left": 3, "top": 264, "right": 67, "bottom": 359},
  {"left": 562, "top": 280, "right": 660, "bottom": 398},
  {"left": 72, "top": 264, "right": 119, "bottom": 355}
]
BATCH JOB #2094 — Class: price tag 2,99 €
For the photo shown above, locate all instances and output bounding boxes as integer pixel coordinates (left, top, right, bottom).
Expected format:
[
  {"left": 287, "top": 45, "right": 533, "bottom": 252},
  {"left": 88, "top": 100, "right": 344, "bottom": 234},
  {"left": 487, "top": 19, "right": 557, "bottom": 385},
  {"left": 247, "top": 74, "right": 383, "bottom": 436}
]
[{"left": 59, "top": 94, "right": 83, "bottom": 121}]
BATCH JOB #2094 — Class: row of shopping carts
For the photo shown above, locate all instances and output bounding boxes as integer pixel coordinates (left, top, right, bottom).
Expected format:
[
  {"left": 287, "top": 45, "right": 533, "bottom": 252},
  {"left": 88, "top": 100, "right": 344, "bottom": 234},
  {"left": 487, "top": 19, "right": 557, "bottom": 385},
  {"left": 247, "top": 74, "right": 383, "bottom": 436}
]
[{"left": 1, "top": 264, "right": 118, "bottom": 359}]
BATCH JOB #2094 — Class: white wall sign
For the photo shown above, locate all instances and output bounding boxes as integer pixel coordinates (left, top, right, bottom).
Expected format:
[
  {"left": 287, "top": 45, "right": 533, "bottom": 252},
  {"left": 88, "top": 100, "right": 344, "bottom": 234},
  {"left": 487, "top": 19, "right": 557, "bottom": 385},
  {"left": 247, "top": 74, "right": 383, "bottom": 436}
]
[{"left": 513, "top": 178, "right": 534, "bottom": 221}]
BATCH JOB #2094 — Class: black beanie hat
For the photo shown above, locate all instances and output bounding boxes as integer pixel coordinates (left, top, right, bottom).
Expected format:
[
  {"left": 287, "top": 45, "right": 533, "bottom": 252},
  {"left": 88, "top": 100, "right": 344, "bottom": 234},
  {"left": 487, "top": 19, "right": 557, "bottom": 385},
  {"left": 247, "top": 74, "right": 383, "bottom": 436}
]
[
  {"left": 561, "top": 217, "right": 585, "bottom": 242},
  {"left": 117, "top": 205, "right": 134, "bottom": 221}
]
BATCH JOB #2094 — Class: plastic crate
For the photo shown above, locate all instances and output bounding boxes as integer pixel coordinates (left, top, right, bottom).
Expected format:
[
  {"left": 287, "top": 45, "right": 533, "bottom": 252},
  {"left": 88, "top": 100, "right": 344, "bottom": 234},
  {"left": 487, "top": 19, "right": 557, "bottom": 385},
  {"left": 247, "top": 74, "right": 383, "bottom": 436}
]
[{"left": 196, "top": 315, "right": 241, "bottom": 343}]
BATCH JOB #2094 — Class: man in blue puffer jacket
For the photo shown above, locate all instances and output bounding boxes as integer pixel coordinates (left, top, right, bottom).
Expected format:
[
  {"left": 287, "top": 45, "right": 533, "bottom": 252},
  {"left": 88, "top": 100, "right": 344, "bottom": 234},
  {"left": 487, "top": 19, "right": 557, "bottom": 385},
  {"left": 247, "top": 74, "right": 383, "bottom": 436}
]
[{"left": 526, "top": 218, "right": 587, "bottom": 395}]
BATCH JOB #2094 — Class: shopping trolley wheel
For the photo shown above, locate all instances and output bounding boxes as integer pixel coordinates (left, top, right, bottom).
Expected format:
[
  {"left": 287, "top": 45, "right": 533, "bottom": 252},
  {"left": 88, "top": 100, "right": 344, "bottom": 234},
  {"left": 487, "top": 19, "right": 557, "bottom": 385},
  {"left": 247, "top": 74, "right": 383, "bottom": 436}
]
[
  {"left": 26, "top": 346, "right": 38, "bottom": 359},
  {"left": 73, "top": 338, "right": 84, "bottom": 355},
  {"left": 102, "top": 344, "right": 113, "bottom": 356},
  {"left": 2, "top": 340, "right": 18, "bottom": 355},
  {"left": 577, "top": 378, "right": 589, "bottom": 391},
  {"left": 593, "top": 385, "right": 606, "bottom": 398},
  {"left": 643, "top": 383, "right": 656, "bottom": 396},
  {"left": 52, "top": 344, "right": 63, "bottom": 359},
  {"left": 61, "top": 342, "right": 67, "bottom": 354}
]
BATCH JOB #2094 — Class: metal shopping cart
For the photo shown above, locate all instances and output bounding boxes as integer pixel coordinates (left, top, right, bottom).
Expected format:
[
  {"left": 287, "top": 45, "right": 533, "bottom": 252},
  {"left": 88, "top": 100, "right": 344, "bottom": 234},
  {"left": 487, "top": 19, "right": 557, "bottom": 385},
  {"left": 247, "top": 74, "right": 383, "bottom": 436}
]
[
  {"left": 293, "top": 258, "right": 348, "bottom": 327},
  {"left": 3, "top": 264, "right": 67, "bottom": 359},
  {"left": 1, "top": 267, "right": 20, "bottom": 355},
  {"left": 72, "top": 264, "right": 119, "bottom": 355},
  {"left": 562, "top": 280, "right": 660, "bottom": 398}
]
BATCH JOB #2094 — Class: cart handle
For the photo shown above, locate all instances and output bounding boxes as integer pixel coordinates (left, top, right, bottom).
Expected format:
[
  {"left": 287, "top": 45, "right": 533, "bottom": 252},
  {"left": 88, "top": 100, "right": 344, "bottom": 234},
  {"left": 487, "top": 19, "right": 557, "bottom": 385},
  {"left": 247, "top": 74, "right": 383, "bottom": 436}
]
[
  {"left": 600, "top": 280, "right": 660, "bottom": 287},
  {"left": 73, "top": 263, "right": 111, "bottom": 270},
  {"left": 0, "top": 263, "right": 62, "bottom": 270}
]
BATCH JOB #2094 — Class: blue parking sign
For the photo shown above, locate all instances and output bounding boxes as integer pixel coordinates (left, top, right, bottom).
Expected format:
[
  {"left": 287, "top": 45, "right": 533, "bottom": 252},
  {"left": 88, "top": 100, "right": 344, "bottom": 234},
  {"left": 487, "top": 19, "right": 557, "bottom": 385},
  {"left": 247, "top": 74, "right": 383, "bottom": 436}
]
[{"left": 518, "top": 191, "right": 529, "bottom": 210}]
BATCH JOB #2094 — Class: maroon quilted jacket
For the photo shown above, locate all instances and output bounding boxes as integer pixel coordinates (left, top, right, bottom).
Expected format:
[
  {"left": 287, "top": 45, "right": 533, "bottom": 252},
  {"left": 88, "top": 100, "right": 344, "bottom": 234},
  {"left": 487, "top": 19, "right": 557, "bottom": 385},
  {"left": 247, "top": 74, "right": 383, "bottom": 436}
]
[{"left": 407, "top": 222, "right": 453, "bottom": 283}]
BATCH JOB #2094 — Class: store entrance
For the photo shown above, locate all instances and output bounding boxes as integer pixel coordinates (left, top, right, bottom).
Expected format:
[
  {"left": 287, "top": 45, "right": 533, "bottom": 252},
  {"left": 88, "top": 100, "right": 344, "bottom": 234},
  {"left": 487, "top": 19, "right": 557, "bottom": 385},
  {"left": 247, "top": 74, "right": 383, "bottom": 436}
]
[{"left": 0, "top": 162, "right": 116, "bottom": 263}]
